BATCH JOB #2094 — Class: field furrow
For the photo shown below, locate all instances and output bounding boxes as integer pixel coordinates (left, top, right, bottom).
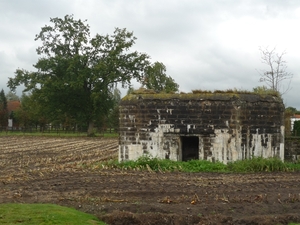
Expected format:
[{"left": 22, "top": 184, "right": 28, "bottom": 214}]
[{"left": 0, "top": 136, "right": 118, "bottom": 175}]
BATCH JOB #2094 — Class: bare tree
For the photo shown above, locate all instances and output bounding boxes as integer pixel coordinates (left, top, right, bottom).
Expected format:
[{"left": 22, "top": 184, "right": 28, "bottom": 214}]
[{"left": 258, "top": 46, "right": 293, "bottom": 95}]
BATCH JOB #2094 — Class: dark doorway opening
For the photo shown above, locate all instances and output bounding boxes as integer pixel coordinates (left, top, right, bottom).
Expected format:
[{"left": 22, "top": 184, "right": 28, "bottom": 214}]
[{"left": 181, "top": 136, "right": 199, "bottom": 161}]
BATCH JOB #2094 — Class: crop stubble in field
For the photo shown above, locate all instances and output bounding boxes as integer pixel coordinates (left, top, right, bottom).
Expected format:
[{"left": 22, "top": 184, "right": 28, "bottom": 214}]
[{"left": 0, "top": 136, "right": 300, "bottom": 225}]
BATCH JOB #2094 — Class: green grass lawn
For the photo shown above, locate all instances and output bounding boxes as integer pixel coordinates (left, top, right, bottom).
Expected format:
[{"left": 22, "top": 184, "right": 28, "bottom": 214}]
[{"left": 0, "top": 203, "right": 107, "bottom": 225}]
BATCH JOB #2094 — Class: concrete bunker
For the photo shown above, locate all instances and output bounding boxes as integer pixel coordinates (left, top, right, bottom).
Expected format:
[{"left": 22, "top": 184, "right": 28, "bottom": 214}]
[{"left": 119, "top": 91, "right": 285, "bottom": 164}]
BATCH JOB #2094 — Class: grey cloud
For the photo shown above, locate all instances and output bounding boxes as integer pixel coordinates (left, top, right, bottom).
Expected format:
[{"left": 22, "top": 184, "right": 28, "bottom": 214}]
[{"left": 0, "top": 0, "right": 299, "bottom": 109}]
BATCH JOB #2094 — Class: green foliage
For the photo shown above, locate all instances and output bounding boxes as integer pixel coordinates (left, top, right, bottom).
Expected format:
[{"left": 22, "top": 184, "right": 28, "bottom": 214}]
[
  {"left": 119, "top": 156, "right": 179, "bottom": 171},
  {"left": 0, "top": 203, "right": 106, "bottom": 225},
  {"left": 285, "top": 162, "right": 300, "bottom": 171},
  {"left": 285, "top": 107, "right": 296, "bottom": 136},
  {"left": 0, "top": 89, "right": 8, "bottom": 127},
  {"left": 143, "top": 62, "right": 179, "bottom": 93},
  {"left": 294, "top": 121, "right": 300, "bottom": 136},
  {"left": 0, "top": 129, "right": 118, "bottom": 138},
  {"left": 106, "top": 105, "right": 119, "bottom": 132},
  {"left": 7, "top": 15, "right": 150, "bottom": 136},
  {"left": 118, "top": 157, "right": 225, "bottom": 172},
  {"left": 252, "top": 85, "right": 280, "bottom": 97},
  {"left": 104, "top": 88, "right": 121, "bottom": 132},
  {"left": 286, "top": 106, "right": 299, "bottom": 114},
  {"left": 192, "top": 88, "right": 281, "bottom": 96},
  {"left": 180, "top": 160, "right": 227, "bottom": 172},
  {"left": 192, "top": 89, "right": 213, "bottom": 94},
  {"left": 101, "top": 156, "right": 300, "bottom": 173},
  {"left": 227, "top": 157, "right": 287, "bottom": 172},
  {"left": 14, "top": 92, "right": 48, "bottom": 129},
  {"left": 0, "top": 89, "right": 7, "bottom": 110},
  {"left": 126, "top": 85, "right": 135, "bottom": 95}
]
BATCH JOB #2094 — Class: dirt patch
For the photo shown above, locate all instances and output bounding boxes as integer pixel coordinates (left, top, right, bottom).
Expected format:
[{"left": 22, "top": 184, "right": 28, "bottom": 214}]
[{"left": 0, "top": 136, "right": 300, "bottom": 224}]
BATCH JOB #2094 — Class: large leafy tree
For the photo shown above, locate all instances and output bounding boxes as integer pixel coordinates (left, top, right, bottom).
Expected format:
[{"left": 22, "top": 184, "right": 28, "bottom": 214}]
[
  {"left": 7, "top": 15, "right": 149, "bottom": 136},
  {"left": 142, "top": 62, "right": 179, "bottom": 93}
]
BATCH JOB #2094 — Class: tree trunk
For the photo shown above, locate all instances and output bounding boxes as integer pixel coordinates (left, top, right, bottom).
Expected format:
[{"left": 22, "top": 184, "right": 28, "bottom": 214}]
[{"left": 87, "top": 120, "right": 95, "bottom": 137}]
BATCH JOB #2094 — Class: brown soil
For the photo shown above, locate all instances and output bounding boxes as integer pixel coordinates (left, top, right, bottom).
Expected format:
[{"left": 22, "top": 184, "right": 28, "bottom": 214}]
[{"left": 0, "top": 136, "right": 300, "bottom": 225}]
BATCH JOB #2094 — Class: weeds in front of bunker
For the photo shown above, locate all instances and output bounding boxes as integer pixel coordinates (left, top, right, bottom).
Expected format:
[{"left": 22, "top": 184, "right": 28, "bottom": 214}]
[
  {"left": 227, "top": 157, "right": 288, "bottom": 172},
  {"left": 99, "top": 156, "right": 300, "bottom": 173}
]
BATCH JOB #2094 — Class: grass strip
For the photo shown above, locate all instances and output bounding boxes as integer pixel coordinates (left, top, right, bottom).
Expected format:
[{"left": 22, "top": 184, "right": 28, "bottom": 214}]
[
  {"left": 100, "top": 156, "right": 300, "bottom": 173},
  {"left": 0, "top": 203, "right": 106, "bottom": 225}
]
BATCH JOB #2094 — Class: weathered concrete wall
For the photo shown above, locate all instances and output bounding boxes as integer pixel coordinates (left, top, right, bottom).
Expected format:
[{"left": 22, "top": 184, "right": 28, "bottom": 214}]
[
  {"left": 119, "top": 92, "right": 285, "bottom": 163},
  {"left": 285, "top": 137, "right": 300, "bottom": 162}
]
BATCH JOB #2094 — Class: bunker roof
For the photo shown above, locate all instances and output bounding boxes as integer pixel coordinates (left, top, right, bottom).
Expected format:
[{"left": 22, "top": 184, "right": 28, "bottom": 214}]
[{"left": 121, "top": 89, "right": 282, "bottom": 103}]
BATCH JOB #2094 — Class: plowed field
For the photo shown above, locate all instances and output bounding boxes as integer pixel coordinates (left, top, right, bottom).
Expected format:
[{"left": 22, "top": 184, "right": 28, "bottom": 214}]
[{"left": 0, "top": 136, "right": 300, "bottom": 225}]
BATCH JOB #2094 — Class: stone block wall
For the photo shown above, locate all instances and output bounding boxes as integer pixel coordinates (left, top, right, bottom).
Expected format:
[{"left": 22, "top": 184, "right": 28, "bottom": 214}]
[{"left": 119, "top": 92, "right": 285, "bottom": 164}]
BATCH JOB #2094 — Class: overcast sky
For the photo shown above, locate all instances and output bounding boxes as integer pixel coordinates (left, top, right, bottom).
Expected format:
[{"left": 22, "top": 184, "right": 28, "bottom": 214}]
[{"left": 0, "top": 0, "right": 299, "bottom": 109}]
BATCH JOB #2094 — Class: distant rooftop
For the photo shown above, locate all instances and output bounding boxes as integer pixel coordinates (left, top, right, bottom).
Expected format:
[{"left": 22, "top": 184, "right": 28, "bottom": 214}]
[
  {"left": 291, "top": 114, "right": 300, "bottom": 119},
  {"left": 7, "top": 100, "right": 21, "bottom": 113}
]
